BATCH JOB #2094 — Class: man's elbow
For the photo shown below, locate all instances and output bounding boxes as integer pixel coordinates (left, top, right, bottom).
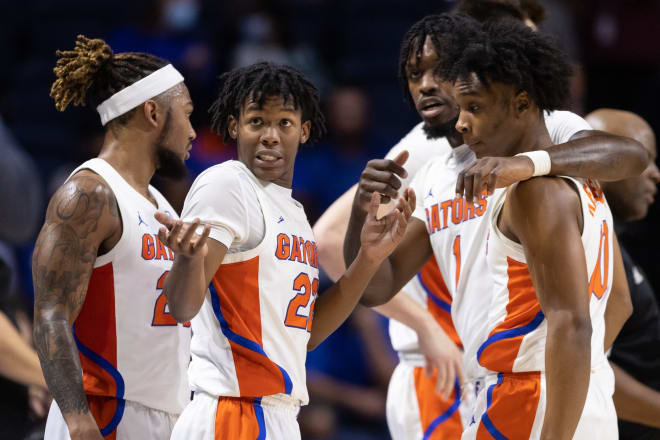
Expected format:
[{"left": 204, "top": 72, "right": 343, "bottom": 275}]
[
  {"left": 359, "top": 290, "right": 392, "bottom": 308},
  {"left": 548, "top": 313, "right": 592, "bottom": 343},
  {"left": 626, "top": 137, "right": 650, "bottom": 175}
]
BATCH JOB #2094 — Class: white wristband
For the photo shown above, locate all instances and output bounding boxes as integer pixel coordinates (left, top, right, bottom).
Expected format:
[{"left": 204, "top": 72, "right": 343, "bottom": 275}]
[{"left": 515, "top": 150, "right": 551, "bottom": 177}]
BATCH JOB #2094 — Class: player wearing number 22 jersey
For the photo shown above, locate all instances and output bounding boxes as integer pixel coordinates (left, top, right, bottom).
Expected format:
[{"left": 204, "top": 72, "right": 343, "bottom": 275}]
[{"left": 163, "top": 62, "right": 414, "bottom": 440}]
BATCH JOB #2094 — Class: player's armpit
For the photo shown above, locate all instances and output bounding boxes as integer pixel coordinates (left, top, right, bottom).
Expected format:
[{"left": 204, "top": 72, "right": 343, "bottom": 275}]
[
  {"left": 32, "top": 171, "right": 121, "bottom": 420},
  {"left": 504, "top": 177, "right": 592, "bottom": 440},
  {"left": 548, "top": 130, "right": 648, "bottom": 181}
]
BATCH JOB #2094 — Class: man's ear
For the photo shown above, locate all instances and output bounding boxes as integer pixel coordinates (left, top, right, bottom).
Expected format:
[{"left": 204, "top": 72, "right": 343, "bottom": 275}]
[
  {"left": 228, "top": 115, "right": 238, "bottom": 139},
  {"left": 142, "top": 99, "right": 161, "bottom": 128},
  {"left": 300, "top": 120, "right": 311, "bottom": 144},
  {"left": 514, "top": 90, "right": 531, "bottom": 117}
]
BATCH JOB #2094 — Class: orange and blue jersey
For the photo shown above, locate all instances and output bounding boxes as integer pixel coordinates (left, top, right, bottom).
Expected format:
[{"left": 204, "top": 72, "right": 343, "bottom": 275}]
[
  {"left": 66, "top": 159, "right": 192, "bottom": 430},
  {"left": 185, "top": 161, "right": 318, "bottom": 406}
]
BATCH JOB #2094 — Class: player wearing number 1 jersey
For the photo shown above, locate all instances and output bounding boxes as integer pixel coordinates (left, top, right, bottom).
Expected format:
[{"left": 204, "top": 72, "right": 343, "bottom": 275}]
[
  {"left": 33, "top": 36, "right": 195, "bottom": 440},
  {"left": 154, "top": 62, "right": 416, "bottom": 440}
]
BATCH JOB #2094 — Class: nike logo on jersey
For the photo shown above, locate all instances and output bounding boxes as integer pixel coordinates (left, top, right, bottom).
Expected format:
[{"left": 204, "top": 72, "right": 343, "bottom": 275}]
[
  {"left": 275, "top": 233, "right": 319, "bottom": 268},
  {"left": 425, "top": 188, "right": 434, "bottom": 199},
  {"left": 277, "top": 216, "right": 285, "bottom": 223},
  {"left": 425, "top": 192, "right": 488, "bottom": 234},
  {"left": 138, "top": 212, "right": 149, "bottom": 227}
]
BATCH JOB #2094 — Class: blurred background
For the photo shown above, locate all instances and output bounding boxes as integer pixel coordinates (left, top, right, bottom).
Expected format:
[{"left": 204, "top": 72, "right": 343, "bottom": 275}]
[{"left": 0, "top": 0, "right": 659, "bottom": 439}]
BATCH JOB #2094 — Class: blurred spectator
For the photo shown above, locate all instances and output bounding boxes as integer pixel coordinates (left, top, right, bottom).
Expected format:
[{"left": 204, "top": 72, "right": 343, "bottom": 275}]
[
  {"left": 0, "top": 117, "right": 43, "bottom": 245},
  {"left": 294, "top": 86, "right": 387, "bottom": 222},
  {"left": 0, "top": 117, "right": 49, "bottom": 439}
]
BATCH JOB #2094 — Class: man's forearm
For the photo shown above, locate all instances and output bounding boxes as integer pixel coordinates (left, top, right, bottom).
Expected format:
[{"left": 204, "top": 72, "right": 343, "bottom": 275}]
[
  {"left": 372, "top": 292, "right": 432, "bottom": 334},
  {"left": 163, "top": 255, "right": 207, "bottom": 323},
  {"left": 611, "top": 361, "right": 660, "bottom": 428},
  {"left": 541, "top": 321, "right": 592, "bottom": 440},
  {"left": 308, "top": 249, "right": 381, "bottom": 350},
  {"left": 34, "top": 318, "right": 89, "bottom": 418},
  {"left": 0, "top": 311, "right": 45, "bottom": 388},
  {"left": 548, "top": 132, "right": 648, "bottom": 181},
  {"left": 343, "top": 201, "right": 367, "bottom": 267}
]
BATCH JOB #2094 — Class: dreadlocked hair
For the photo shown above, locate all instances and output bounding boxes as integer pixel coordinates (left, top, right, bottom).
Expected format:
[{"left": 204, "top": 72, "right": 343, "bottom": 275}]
[
  {"left": 397, "top": 13, "right": 483, "bottom": 107},
  {"left": 50, "top": 35, "right": 169, "bottom": 126},
  {"left": 454, "top": 0, "right": 524, "bottom": 23},
  {"left": 209, "top": 62, "right": 326, "bottom": 145},
  {"left": 447, "top": 20, "right": 572, "bottom": 112}
]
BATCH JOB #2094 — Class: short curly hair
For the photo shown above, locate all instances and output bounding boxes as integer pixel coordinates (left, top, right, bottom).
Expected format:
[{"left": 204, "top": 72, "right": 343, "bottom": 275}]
[
  {"left": 454, "top": 0, "right": 524, "bottom": 23},
  {"left": 397, "top": 13, "right": 483, "bottom": 107},
  {"left": 445, "top": 20, "right": 572, "bottom": 112},
  {"left": 209, "top": 62, "right": 326, "bottom": 145}
]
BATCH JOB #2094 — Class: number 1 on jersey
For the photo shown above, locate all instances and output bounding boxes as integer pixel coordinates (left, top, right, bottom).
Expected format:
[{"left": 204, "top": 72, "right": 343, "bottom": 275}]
[{"left": 453, "top": 235, "right": 461, "bottom": 288}]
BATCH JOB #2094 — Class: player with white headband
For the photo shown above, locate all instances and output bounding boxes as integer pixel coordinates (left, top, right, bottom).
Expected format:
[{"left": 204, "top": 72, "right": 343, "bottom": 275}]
[{"left": 33, "top": 35, "right": 195, "bottom": 440}]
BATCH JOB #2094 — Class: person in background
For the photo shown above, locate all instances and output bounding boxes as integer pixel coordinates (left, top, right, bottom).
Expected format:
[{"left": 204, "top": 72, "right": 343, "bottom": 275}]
[{"left": 586, "top": 108, "right": 660, "bottom": 440}]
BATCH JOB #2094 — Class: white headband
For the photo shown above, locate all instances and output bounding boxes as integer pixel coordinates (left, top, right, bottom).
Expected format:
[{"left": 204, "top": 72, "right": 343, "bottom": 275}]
[{"left": 96, "top": 64, "right": 184, "bottom": 126}]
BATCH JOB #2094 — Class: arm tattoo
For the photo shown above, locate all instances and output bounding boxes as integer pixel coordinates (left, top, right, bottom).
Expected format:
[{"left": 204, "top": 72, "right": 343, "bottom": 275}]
[{"left": 32, "top": 174, "right": 118, "bottom": 416}]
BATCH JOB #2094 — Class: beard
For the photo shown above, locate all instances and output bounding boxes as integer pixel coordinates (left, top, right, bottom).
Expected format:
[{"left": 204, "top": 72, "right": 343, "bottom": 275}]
[
  {"left": 154, "top": 109, "right": 188, "bottom": 180},
  {"left": 422, "top": 115, "right": 459, "bottom": 140}
]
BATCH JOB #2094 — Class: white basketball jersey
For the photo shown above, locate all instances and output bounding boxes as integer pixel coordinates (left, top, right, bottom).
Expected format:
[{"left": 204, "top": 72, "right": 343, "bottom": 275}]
[
  {"left": 479, "top": 177, "right": 613, "bottom": 373},
  {"left": 187, "top": 161, "right": 318, "bottom": 406},
  {"left": 68, "top": 158, "right": 191, "bottom": 415},
  {"left": 384, "top": 123, "right": 460, "bottom": 356},
  {"left": 410, "top": 111, "right": 593, "bottom": 380}
]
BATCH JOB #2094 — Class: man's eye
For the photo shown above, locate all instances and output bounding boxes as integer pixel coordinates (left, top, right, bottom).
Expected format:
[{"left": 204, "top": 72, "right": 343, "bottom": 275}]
[
  {"left": 408, "top": 71, "right": 421, "bottom": 80},
  {"left": 281, "top": 119, "right": 292, "bottom": 127},
  {"left": 250, "top": 118, "right": 262, "bottom": 125},
  {"left": 468, "top": 104, "right": 479, "bottom": 113}
]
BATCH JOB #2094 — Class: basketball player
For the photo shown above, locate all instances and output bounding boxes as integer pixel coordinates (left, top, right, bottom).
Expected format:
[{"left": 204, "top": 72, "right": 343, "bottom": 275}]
[
  {"left": 318, "top": 13, "right": 648, "bottom": 440},
  {"left": 446, "top": 21, "right": 627, "bottom": 439},
  {"left": 152, "top": 62, "right": 416, "bottom": 439},
  {"left": 32, "top": 36, "right": 194, "bottom": 439},
  {"left": 586, "top": 109, "right": 660, "bottom": 439}
]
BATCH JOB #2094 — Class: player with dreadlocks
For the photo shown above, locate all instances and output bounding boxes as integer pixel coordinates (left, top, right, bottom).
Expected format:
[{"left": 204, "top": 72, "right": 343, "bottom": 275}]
[
  {"left": 152, "top": 61, "right": 416, "bottom": 439},
  {"left": 33, "top": 35, "right": 195, "bottom": 439},
  {"left": 447, "top": 20, "right": 627, "bottom": 439}
]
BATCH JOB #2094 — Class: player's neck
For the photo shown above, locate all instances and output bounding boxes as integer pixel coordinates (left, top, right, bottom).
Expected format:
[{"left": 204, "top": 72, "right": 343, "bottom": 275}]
[
  {"left": 97, "top": 130, "right": 157, "bottom": 200},
  {"left": 511, "top": 116, "right": 552, "bottom": 155}
]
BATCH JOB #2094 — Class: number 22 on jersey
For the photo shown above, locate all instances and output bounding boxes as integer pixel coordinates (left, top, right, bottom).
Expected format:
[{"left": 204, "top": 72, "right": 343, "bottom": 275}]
[
  {"left": 284, "top": 272, "right": 318, "bottom": 332},
  {"left": 152, "top": 271, "right": 191, "bottom": 327}
]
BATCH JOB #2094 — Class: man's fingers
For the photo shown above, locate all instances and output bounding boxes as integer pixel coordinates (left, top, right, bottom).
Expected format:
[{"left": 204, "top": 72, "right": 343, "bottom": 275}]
[
  {"left": 362, "top": 168, "right": 403, "bottom": 190},
  {"left": 367, "top": 192, "right": 381, "bottom": 219},
  {"left": 194, "top": 224, "right": 212, "bottom": 251},
  {"left": 487, "top": 170, "right": 498, "bottom": 195},
  {"left": 455, "top": 169, "right": 466, "bottom": 198},
  {"left": 443, "top": 364, "right": 456, "bottom": 399},
  {"left": 157, "top": 227, "right": 169, "bottom": 246},
  {"left": 180, "top": 218, "right": 200, "bottom": 248},
  {"left": 463, "top": 173, "right": 475, "bottom": 205},
  {"left": 154, "top": 211, "right": 176, "bottom": 229},
  {"left": 424, "top": 360, "right": 434, "bottom": 378},
  {"left": 360, "top": 181, "right": 399, "bottom": 201},
  {"left": 455, "top": 358, "right": 467, "bottom": 387},
  {"left": 392, "top": 150, "right": 410, "bottom": 172}
]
